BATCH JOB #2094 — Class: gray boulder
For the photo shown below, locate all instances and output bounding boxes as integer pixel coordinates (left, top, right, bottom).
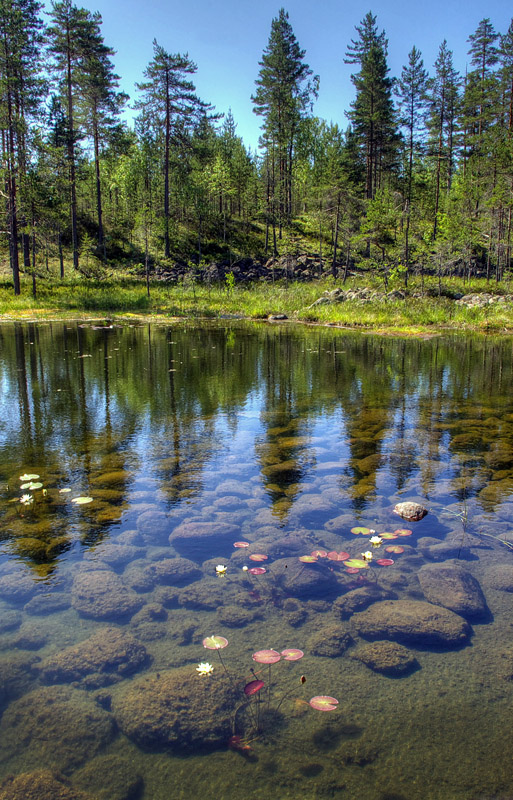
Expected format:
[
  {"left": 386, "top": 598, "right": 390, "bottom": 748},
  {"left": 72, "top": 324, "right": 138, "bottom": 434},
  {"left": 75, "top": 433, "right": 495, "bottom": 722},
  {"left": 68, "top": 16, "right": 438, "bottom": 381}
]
[
  {"left": 418, "top": 564, "right": 488, "bottom": 619},
  {"left": 353, "top": 599, "right": 471, "bottom": 647}
]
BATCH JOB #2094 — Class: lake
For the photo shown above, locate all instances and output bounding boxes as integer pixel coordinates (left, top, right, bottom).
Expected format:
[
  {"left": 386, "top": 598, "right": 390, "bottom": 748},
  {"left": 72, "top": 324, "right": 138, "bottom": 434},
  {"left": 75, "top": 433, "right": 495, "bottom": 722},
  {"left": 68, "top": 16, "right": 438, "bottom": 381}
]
[{"left": 0, "top": 320, "right": 512, "bottom": 800}]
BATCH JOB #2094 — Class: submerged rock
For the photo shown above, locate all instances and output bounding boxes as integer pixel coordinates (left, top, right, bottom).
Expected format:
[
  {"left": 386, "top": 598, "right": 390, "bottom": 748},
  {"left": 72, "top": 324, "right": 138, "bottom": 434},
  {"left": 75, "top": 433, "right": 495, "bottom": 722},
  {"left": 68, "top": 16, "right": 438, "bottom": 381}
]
[
  {"left": 72, "top": 754, "right": 143, "bottom": 800},
  {"left": 353, "top": 599, "right": 471, "bottom": 647},
  {"left": 143, "top": 557, "right": 201, "bottom": 586},
  {"left": 112, "top": 667, "right": 237, "bottom": 752},
  {"left": 37, "top": 627, "right": 148, "bottom": 688},
  {"left": 351, "top": 641, "right": 419, "bottom": 676},
  {"left": 333, "top": 585, "right": 390, "bottom": 619},
  {"left": 393, "top": 502, "right": 428, "bottom": 521},
  {"left": 0, "top": 770, "right": 92, "bottom": 800},
  {"left": 0, "top": 572, "right": 37, "bottom": 604},
  {"left": 71, "top": 570, "right": 143, "bottom": 621},
  {"left": 271, "top": 557, "right": 339, "bottom": 598},
  {"left": 418, "top": 564, "right": 488, "bottom": 619},
  {"left": 484, "top": 564, "right": 513, "bottom": 592},
  {"left": 307, "top": 625, "right": 353, "bottom": 657},
  {"left": 0, "top": 686, "right": 115, "bottom": 772},
  {"left": 24, "top": 593, "right": 71, "bottom": 616},
  {"left": 169, "top": 521, "right": 239, "bottom": 556}
]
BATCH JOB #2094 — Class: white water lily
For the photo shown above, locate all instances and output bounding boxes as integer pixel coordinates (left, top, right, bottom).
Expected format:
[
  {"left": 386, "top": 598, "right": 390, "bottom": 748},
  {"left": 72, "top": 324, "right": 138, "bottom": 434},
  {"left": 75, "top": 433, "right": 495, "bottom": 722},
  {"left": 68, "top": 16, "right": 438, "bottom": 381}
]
[
  {"left": 361, "top": 551, "right": 373, "bottom": 561},
  {"left": 19, "top": 494, "right": 33, "bottom": 505},
  {"left": 242, "top": 566, "right": 249, "bottom": 571},
  {"left": 369, "top": 535, "right": 383, "bottom": 546},
  {"left": 196, "top": 662, "right": 214, "bottom": 676},
  {"left": 215, "top": 564, "right": 227, "bottom": 575}
]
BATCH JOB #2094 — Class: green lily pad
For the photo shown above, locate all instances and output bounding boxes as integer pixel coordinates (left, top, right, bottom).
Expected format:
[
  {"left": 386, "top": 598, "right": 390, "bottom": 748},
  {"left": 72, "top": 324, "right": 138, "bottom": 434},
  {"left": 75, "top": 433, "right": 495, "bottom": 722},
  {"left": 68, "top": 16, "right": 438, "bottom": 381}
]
[
  {"left": 343, "top": 558, "right": 370, "bottom": 569},
  {"left": 27, "top": 482, "right": 43, "bottom": 490},
  {"left": 19, "top": 473, "right": 39, "bottom": 481},
  {"left": 71, "top": 496, "right": 94, "bottom": 505},
  {"left": 350, "top": 527, "right": 371, "bottom": 535}
]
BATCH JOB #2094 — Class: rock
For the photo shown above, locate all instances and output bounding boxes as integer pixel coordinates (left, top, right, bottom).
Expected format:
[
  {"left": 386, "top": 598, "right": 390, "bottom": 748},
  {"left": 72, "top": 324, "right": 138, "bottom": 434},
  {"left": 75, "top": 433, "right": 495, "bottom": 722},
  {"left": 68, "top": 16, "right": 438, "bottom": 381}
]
[
  {"left": 84, "top": 544, "right": 144, "bottom": 569},
  {"left": 72, "top": 755, "right": 143, "bottom": 800},
  {"left": 484, "top": 564, "right": 513, "bottom": 592},
  {"left": 112, "top": 667, "right": 237, "bottom": 752},
  {"left": 0, "top": 770, "right": 92, "bottom": 800},
  {"left": 0, "top": 653, "right": 40, "bottom": 707},
  {"left": 282, "top": 598, "right": 307, "bottom": 627},
  {"left": 353, "top": 600, "right": 471, "bottom": 647},
  {"left": 351, "top": 641, "right": 419, "bottom": 676},
  {"left": 307, "top": 625, "right": 353, "bottom": 657},
  {"left": 37, "top": 627, "right": 148, "bottom": 688},
  {"left": 420, "top": 541, "right": 472, "bottom": 561},
  {"left": 333, "top": 586, "right": 390, "bottom": 619},
  {"left": 0, "top": 572, "right": 37, "bottom": 603},
  {"left": 393, "top": 502, "right": 428, "bottom": 521},
  {"left": 268, "top": 314, "right": 288, "bottom": 321},
  {"left": 0, "top": 610, "right": 21, "bottom": 633},
  {"left": 217, "top": 604, "right": 260, "bottom": 627},
  {"left": 71, "top": 570, "right": 143, "bottom": 620},
  {"left": 418, "top": 564, "right": 488, "bottom": 619},
  {"left": 136, "top": 510, "right": 170, "bottom": 543},
  {"left": 24, "top": 593, "right": 71, "bottom": 616},
  {"left": 143, "top": 557, "right": 201, "bottom": 586},
  {"left": 169, "top": 521, "right": 239, "bottom": 557},
  {"left": 11, "top": 623, "right": 48, "bottom": 650},
  {"left": 271, "top": 557, "right": 339, "bottom": 598},
  {"left": 0, "top": 686, "right": 115, "bottom": 772}
]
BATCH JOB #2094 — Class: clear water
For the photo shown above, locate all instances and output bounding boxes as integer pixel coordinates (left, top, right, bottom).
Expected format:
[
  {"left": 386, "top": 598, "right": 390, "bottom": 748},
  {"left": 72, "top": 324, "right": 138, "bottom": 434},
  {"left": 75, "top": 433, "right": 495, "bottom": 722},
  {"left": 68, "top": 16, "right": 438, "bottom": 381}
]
[{"left": 0, "top": 320, "right": 513, "bottom": 799}]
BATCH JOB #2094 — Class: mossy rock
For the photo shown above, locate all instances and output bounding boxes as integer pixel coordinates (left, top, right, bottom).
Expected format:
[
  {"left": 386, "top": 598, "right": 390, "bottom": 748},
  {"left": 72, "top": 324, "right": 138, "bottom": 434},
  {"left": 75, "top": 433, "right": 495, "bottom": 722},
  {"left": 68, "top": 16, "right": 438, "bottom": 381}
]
[
  {"left": 71, "top": 755, "right": 143, "bottom": 800},
  {"left": 71, "top": 570, "right": 143, "bottom": 620},
  {"left": 351, "top": 641, "right": 419, "bottom": 676},
  {"left": 307, "top": 625, "right": 353, "bottom": 657},
  {"left": 0, "top": 770, "right": 93, "bottom": 800}
]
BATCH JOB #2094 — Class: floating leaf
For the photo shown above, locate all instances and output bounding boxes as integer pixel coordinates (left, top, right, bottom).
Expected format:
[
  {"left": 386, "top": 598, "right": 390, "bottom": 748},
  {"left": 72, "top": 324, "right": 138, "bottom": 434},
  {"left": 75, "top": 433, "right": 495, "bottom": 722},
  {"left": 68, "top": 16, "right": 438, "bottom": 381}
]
[
  {"left": 395, "top": 528, "right": 413, "bottom": 537},
  {"left": 311, "top": 549, "right": 328, "bottom": 558},
  {"left": 252, "top": 649, "right": 281, "bottom": 664},
  {"left": 281, "top": 648, "right": 304, "bottom": 661},
  {"left": 202, "top": 635, "right": 229, "bottom": 650},
  {"left": 351, "top": 527, "right": 371, "bottom": 535},
  {"left": 343, "top": 559, "right": 369, "bottom": 569},
  {"left": 59, "top": 488, "right": 71, "bottom": 494},
  {"left": 299, "top": 555, "right": 318, "bottom": 563},
  {"left": 309, "top": 696, "right": 339, "bottom": 711},
  {"left": 376, "top": 558, "right": 395, "bottom": 566},
  {"left": 345, "top": 567, "right": 360, "bottom": 574},
  {"left": 249, "top": 553, "right": 268, "bottom": 561},
  {"left": 20, "top": 483, "right": 33, "bottom": 490},
  {"left": 385, "top": 545, "right": 405, "bottom": 554},
  {"left": 27, "top": 482, "right": 43, "bottom": 490},
  {"left": 71, "top": 496, "right": 93, "bottom": 505},
  {"left": 244, "top": 679, "right": 265, "bottom": 696},
  {"left": 327, "top": 551, "right": 350, "bottom": 561},
  {"left": 233, "top": 541, "right": 250, "bottom": 548},
  {"left": 248, "top": 567, "right": 266, "bottom": 575},
  {"left": 19, "top": 473, "right": 39, "bottom": 481},
  {"left": 380, "top": 532, "right": 399, "bottom": 540}
]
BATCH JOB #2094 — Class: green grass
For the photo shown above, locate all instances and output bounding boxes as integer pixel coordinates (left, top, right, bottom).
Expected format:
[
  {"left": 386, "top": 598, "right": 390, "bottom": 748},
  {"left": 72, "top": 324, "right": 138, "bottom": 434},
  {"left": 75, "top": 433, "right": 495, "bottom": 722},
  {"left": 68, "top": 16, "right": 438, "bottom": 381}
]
[{"left": 1, "top": 269, "right": 513, "bottom": 333}]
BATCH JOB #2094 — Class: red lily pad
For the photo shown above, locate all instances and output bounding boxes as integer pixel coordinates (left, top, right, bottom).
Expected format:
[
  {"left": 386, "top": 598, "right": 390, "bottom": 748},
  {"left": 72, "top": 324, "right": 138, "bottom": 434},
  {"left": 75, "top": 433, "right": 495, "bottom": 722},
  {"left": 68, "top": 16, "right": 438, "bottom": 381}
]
[
  {"left": 234, "top": 541, "right": 250, "bottom": 548},
  {"left": 351, "top": 527, "right": 371, "bottom": 535},
  {"left": 343, "top": 559, "right": 369, "bottom": 569},
  {"left": 376, "top": 558, "right": 395, "bottom": 566},
  {"left": 345, "top": 567, "right": 360, "bottom": 574},
  {"left": 385, "top": 545, "right": 405, "bottom": 554},
  {"left": 311, "top": 549, "right": 328, "bottom": 558},
  {"left": 327, "top": 551, "right": 350, "bottom": 561},
  {"left": 252, "top": 649, "right": 281, "bottom": 664},
  {"left": 281, "top": 648, "right": 304, "bottom": 661},
  {"left": 249, "top": 553, "right": 268, "bottom": 561},
  {"left": 202, "top": 635, "right": 229, "bottom": 650},
  {"left": 248, "top": 567, "right": 266, "bottom": 575},
  {"left": 299, "top": 555, "right": 318, "bottom": 563},
  {"left": 380, "top": 532, "right": 399, "bottom": 540},
  {"left": 244, "top": 679, "right": 265, "bottom": 696},
  {"left": 395, "top": 528, "right": 413, "bottom": 537},
  {"left": 309, "top": 695, "right": 339, "bottom": 711}
]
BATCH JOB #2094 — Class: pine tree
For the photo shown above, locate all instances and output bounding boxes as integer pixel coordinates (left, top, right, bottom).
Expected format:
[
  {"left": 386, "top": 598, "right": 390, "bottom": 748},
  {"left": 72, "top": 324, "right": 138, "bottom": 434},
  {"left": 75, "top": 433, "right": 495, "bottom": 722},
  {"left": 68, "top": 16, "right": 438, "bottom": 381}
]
[
  {"left": 252, "top": 8, "right": 318, "bottom": 237},
  {"left": 345, "top": 12, "right": 397, "bottom": 200},
  {"left": 136, "top": 40, "right": 207, "bottom": 258}
]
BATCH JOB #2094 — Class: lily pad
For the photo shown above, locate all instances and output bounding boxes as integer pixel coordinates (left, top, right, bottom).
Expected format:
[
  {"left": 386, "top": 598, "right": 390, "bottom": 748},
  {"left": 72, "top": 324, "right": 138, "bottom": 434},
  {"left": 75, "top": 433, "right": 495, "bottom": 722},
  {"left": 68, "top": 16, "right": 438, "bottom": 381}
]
[
  {"left": 252, "top": 649, "right": 281, "bottom": 664},
  {"left": 376, "top": 558, "right": 395, "bottom": 566},
  {"left": 281, "top": 648, "right": 304, "bottom": 661},
  {"left": 71, "top": 496, "right": 94, "bottom": 505},
  {"left": 249, "top": 554, "right": 268, "bottom": 561},
  {"left": 343, "top": 559, "right": 369, "bottom": 569},
  {"left": 311, "top": 549, "right": 328, "bottom": 558},
  {"left": 19, "top": 473, "right": 39, "bottom": 481},
  {"left": 59, "top": 488, "right": 72, "bottom": 494},
  {"left": 385, "top": 545, "right": 405, "bottom": 554},
  {"left": 395, "top": 528, "right": 413, "bottom": 537},
  {"left": 351, "top": 527, "right": 371, "bottom": 535},
  {"left": 202, "top": 635, "right": 229, "bottom": 650},
  {"left": 309, "top": 695, "right": 338, "bottom": 711},
  {"left": 345, "top": 567, "right": 360, "bottom": 574},
  {"left": 233, "top": 541, "right": 250, "bottom": 548},
  {"left": 27, "top": 482, "right": 43, "bottom": 490},
  {"left": 327, "top": 551, "right": 350, "bottom": 561},
  {"left": 244, "top": 679, "right": 265, "bottom": 696},
  {"left": 380, "top": 532, "right": 399, "bottom": 540},
  {"left": 248, "top": 567, "right": 266, "bottom": 575},
  {"left": 299, "top": 555, "right": 318, "bottom": 563}
]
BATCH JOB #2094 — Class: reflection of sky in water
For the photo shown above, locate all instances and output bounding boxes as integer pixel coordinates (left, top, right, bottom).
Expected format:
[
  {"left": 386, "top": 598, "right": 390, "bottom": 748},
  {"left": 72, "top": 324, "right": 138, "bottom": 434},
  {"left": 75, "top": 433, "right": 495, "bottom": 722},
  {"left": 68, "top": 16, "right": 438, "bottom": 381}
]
[{"left": 0, "top": 322, "right": 513, "bottom": 799}]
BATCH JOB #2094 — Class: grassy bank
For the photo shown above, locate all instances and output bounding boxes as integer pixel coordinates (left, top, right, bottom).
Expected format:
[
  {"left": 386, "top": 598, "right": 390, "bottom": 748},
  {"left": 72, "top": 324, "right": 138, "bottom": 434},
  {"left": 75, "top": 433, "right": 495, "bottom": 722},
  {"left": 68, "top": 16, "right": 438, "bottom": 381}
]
[{"left": 0, "top": 272, "right": 512, "bottom": 333}]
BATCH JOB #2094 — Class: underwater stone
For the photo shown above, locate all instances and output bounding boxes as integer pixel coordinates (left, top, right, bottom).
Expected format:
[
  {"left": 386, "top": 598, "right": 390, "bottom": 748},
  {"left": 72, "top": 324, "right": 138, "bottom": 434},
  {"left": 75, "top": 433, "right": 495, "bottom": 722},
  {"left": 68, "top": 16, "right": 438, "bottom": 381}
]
[
  {"left": 334, "top": 585, "right": 391, "bottom": 619},
  {"left": 353, "top": 600, "right": 471, "bottom": 647},
  {"left": 169, "top": 521, "right": 239, "bottom": 555},
  {"left": 11, "top": 623, "right": 48, "bottom": 650},
  {"left": 393, "top": 502, "right": 428, "bottom": 521},
  {"left": 37, "top": 626, "right": 148, "bottom": 687},
  {"left": 271, "top": 557, "right": 339, "bottom": 598},
  {"left": 143, "top": 557, "right": 201, "bottom": 586},
  {"left": 0, "top": 572, "right": 37, "bottom": 603},
  {"left": 0, "top": 686, "right": 115, "bottom": 772},
  {"left": 72, "top": 754, "right": 143, "bottom": 800},
  {"left": 24, "top": 593, "right": 71, "bottom": 616},
  {"left": 84, "top": 544, "right": 144, "bottom": 569},
  {"left": 217, "top": 604, "right": 261, "bottom": 627},
  {"left": 71, "top": 570, "right": 143, "bottom": 620},
  {"left": 484, "top": 564, "right": 513, "bottom": 592},
  {"left": 308, "top": 625, "right": 354, "bottom": 657},
  {"left": 351, "top": 641, "right": 419, "bottom": 676},
  {"left": 136, "top": 510, "right": 170, "bottom": 542},
  {"left": 0, "top": 609, "right": 22, "bottom": 633},
  {"left": 112, "top": 667, "right": 237, "bottom": 752},
  {"left": 0, "top": 770, "right": 93, "bottom": 800},
  {"left": 418, "top": 564, "right": 488, "bottom": 619}
]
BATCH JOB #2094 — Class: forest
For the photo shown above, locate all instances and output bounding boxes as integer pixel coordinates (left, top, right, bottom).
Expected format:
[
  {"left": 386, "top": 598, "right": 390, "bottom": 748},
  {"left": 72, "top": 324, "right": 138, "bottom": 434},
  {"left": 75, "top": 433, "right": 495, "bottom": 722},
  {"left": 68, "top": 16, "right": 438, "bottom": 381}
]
[{"left": 1, "top": 1, "right": 513, "bottom": 294}]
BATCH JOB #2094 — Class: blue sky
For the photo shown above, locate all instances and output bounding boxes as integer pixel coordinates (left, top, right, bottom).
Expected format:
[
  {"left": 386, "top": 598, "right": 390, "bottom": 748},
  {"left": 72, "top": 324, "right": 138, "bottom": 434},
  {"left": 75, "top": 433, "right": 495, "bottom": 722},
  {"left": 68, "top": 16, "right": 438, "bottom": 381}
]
[{"left": 45, "top": 0, "right": 512, "bottom": 151}]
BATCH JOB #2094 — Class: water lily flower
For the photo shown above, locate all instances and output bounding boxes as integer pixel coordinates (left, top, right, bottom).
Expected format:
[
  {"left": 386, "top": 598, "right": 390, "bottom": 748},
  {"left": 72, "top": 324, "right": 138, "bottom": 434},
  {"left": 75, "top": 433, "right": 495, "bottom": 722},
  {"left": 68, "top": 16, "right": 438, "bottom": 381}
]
[
  {"left": 369, "top": 535, "right": 383, "bottom": 546},
  {"left": 19, "top": 494, "right": 33, "bottom": 505},
  {"left": 242, "top": 565, "right": 249, "bottom": 571},
  {"left": 215, "top": 564, "right": 227, "bottom": 575},
  {"left": 361, "top": 551, "right": 373, "bottom": 561},
  {"left": 196, "top": 662, "right": 214, "bottom": 676}
]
